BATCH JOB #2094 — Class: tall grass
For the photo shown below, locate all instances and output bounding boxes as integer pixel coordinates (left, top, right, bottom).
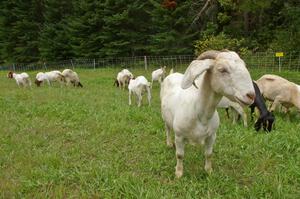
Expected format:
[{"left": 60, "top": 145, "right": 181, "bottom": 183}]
[{"left": 0, "top": 68, "right": 299, "bottom": 198}]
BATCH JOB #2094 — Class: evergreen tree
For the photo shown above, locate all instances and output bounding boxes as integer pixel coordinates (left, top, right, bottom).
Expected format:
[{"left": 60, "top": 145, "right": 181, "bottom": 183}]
[
  {"left": 149, "top": 0, "right": 199, "bottom": 55},
  {"left": 0, "top": 0, "right": 44, "bottom": 63},
  {"left": 39, "top": 0, "right": 74, "bottom": 61}
]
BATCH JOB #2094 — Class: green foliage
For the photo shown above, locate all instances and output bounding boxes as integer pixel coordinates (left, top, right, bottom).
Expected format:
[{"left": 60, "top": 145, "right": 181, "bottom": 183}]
[
  {"left": 194, "top": 33, "right": 248, "bottom": 56},
  {"left": 0, "top": 0, "right": 299, "bottom": 63}
]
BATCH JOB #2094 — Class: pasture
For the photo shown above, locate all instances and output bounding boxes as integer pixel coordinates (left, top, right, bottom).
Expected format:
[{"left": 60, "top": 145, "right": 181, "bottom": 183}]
[{"left": 0, "top": 68, "right": 300, "bottom": 198}]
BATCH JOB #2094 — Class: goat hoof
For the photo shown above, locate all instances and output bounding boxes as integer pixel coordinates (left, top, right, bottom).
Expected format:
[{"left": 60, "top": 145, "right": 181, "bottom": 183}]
[
  {"left": 205, "top": 166, "right": 213, "bottom": 175},
  {"left": 175, "top": 169, "right": 183, "bottom": 178}
]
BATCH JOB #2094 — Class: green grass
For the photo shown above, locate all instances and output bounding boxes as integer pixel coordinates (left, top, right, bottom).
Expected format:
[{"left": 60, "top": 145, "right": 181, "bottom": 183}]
[{"left": 0, "top": 68, "right": 300, "bottom": 198}]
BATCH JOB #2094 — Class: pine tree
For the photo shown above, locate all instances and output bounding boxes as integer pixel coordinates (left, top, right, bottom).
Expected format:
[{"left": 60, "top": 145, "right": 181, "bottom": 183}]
[
  {"left": 0, "top": 0, "right": 44, "bottom": 63},
  {"left": 39, "top": 0, "right": 74, "bottom": 61},
  {"left": 148, "top": 0, "right": 199, "bottom": 55}
]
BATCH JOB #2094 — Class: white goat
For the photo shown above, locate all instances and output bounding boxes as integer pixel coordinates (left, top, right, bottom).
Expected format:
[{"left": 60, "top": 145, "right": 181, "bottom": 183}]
[
  {"left": 7, "top": 71, "right": 31, "bottom": 88},
  {"left": 151, "top": 66, "right": 166, "bottom": 88},
  {"left": 256, "top": 74, "right": 300, "bottom": 112},
  {"left": 217, "top": 96, "right": 248, "bottom": 127},
  {"left": 116, "top": 69, "right": 134, "bottom": 90},
  {"left": 35, "top": 70, "right": 64, "bottom": 87},
  {"left": 128, "top": 76, "right": 151, "bottom": 107},
  {"left": 160, "top": 50, "right": 255, "bottom": 178},
  {"left": 62, "top": 69, "right": 82, "bottom": 87}
]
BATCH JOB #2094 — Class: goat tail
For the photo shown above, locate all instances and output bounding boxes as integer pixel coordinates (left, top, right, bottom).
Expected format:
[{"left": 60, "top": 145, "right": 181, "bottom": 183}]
[{"left": 169, "top": 68, "right": 174, "bottom": 75}]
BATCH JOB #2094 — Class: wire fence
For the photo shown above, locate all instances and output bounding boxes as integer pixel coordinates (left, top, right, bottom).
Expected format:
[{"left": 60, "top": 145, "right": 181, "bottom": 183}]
[{"left": 1, "top": 52, "right": 300, "bottom": 73}]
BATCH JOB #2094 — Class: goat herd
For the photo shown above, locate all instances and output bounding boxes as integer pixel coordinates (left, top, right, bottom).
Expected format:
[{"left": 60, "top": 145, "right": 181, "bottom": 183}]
[
  {"left": 7, "top": 68, "right": 83, "bottom": 88},
  {"left": 6, "top": 50, "right": 300, "bottom": 178}
]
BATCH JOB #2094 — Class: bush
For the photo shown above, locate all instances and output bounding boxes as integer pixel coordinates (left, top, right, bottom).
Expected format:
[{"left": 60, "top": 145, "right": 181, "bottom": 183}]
[{"left": 194, "top": 33, "right": 249, "bottom": 56}]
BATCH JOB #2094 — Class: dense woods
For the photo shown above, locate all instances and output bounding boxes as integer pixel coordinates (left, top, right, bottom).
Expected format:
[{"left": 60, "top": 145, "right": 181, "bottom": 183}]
[{"left": 0, "top": 0, "right": 299, "bottom": 64}]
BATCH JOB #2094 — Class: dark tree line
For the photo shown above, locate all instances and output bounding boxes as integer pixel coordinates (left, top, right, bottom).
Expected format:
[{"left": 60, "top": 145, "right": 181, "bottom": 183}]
[{"left": 0, "top": 0, "right": 299, "bottom": 64}]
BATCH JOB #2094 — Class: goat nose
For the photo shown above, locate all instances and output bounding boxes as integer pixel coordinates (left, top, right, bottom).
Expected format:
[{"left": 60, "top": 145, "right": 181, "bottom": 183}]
[{"left": 246, "top": 92, "right": 255, "bottom": 101}]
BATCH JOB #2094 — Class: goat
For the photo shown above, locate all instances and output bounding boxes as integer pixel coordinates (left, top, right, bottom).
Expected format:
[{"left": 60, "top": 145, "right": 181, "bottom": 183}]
[
  {"left": 35, "top": 71, "right": 65, "bottom": 87},
  {"left": 117, "top": 69, "right": 134, "bottom": 90},
  {"left": 128, "top": 76, "right": 151, "bottom": 107},
  {"left": 217, "top": 96, "right": 248, "bottom": 127},
  {"left": 160, "top": 50, "right": 255, "bottom": 178},
  {"left": 62, "top": 69, "right": 82, "bottom": 87},
  {"left": 256, "top": 74, "right": 300, "bottom": 112},
  {"left": 151, "top": 66, "right": 166, "bottom": 88},
  {"left": 7, "top": 71, "right": 31, "bottom": 88}
]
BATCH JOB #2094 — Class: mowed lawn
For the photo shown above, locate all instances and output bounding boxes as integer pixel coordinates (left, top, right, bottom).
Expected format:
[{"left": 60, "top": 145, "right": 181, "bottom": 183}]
[{"left": 0, "top": 68, "right": 300, "bottom": 198}]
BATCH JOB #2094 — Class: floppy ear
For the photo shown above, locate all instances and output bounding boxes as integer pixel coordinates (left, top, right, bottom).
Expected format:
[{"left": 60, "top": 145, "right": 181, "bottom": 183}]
[{"left": 181, "top": 59, "right": 214, "bottom": 89}]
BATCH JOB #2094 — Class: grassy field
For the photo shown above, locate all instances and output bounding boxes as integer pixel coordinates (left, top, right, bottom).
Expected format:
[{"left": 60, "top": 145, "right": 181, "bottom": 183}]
[{"left": 0, "top": 67, "right": 300, "bottom": 198}]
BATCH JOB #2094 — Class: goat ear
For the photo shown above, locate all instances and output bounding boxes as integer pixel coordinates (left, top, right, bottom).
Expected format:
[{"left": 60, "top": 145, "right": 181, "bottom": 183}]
[{"left": 181, "top": 60, "right": 214, "bottom": 89}]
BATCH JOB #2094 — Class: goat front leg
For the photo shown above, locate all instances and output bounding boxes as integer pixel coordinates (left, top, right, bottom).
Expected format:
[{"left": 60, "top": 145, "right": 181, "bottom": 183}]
[
  {"left": 137, "top": 92, "right": 142, "bottom": 107},
  {"left": 204, "top": 133, "right": 216, "bottom": 174},
  {"left": 270, "top": 97, "right": 282, "bottom": 112},
  {"left": 175, "top": 135, "right": 185, "bottom": 178},
  {"left": 146, "top": 86, "right": 151, "bottom": 106}
]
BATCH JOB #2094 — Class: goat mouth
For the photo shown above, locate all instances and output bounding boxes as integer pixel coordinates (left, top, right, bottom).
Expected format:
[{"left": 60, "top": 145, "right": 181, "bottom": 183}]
[{"left": 234, "top": 97, "right": 251, "bottom": 107}]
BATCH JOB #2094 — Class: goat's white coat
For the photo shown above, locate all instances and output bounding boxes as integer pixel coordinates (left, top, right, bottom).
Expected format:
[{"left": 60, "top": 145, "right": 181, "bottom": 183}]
[
  {"left": 217, "top": 96, "right": 247, "bottom": 127},
  {"left": 12, "top": 72, "right": 31, "bottom": 88},
  {"left": 62, "top": 69, "right": 81, "bottom": 87},
  {"left": 256, "top": 74, "right": 300, "bottom": 111},
  {"left": 117, "top": 69, "right": 134, "bottom": 89},
  {"left": 151, "top": 66, "right": 166, "bottom": 88},
  {"left": 128, "top": 76, "right": 151, "bottom": 107},
  {"left": 160, "top": 51, "right": 255, "bottom": 178},
  {"left": 36, "top": 70, "right": 64, "bottom": 86}
]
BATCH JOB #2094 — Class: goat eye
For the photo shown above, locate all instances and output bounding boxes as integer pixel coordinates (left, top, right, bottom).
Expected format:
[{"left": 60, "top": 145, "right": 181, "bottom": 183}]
[{"left": 218, "top": 68, "right": 229, "bottom": 74}]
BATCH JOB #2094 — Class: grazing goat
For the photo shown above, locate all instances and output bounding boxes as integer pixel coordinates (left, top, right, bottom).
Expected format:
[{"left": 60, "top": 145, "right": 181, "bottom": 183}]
[
  {"left": 217, "top": 96, "right": 248, "bottom": 127},
  {"left": 250, "top": 81, "right": 275, "bottom": 132},
  {"left": 117, "top": 69, "right": 134, "bottom": 90},
  {"left": 62, "top": 69, "right": 83, "bottom": 87},
  {"left": 151, "top": 66, "right": 166, "bottom": 88},
  {"left": 256, "top": 74, "right": 300, "bottom": 112},
  {"left": 35, "top": 71, "right": 65, "bottom": 87},
  {"left": 160, "top": 50, "right": 255, "bottom": 178},
  {"left": 7, "top": 71, "right": 31, "bottom": 88},
  {"left": 128, "top": 76, "right": 151, "bottom": 107}
]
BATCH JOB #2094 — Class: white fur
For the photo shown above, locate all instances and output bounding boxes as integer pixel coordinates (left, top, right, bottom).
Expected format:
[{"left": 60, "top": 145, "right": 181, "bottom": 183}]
[
  {"left": 128, "top": 76, "right": 151, "bottom": 107},
  {"left": 36, "top": 70, "right": 64, "bottom": 86},
  {"left": 217, "top": 96, "right": 247, "bottom": 127},
  {"left": 12, "top": 72, "right": 31, "bottom": 88},
  {"left": 160, "top": 51, "right": 255, "bottom": 178},
  {"left": 151, "top": 66, "right": 166, "bottom": 88},
  {"left": 256, "top": 74, "right": 300, "bottom": 112},
  {"left": 117, "top": 69, "right": 134, "bottom": 90},
  {"left": 62, "top": 69, "right": 82, "bottom": 87}
]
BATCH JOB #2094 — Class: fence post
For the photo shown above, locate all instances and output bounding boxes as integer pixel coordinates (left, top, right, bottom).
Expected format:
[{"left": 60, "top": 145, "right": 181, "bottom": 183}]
[
  {"left": 144, "top": 55, "right": 148, "bottom": 70},
  {"left": 13, "top": 63, "right": 16, "bottom": 71},
  {"left": 71, "top": 59, "right": 74, "bottom": 70},
  {"left": 93, "top": 59, "right": 96, "bottom": 70},
  {"left": 44, "top": 62, "right": 47, "bottom": 70}
]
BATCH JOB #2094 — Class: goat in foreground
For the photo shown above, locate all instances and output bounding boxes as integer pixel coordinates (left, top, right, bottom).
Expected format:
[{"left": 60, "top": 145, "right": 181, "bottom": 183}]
[
  {"left": 160, "top": 50, "right": 255, "bottom": 178},
  {"left": 128, "top": 76, "right": 151, "bottom": 107}
]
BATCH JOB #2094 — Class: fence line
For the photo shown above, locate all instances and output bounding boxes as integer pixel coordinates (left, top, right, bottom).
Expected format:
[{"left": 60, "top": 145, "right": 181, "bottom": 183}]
[{"left": 1, "top": 52, "right": 300, "bottom": 72}]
